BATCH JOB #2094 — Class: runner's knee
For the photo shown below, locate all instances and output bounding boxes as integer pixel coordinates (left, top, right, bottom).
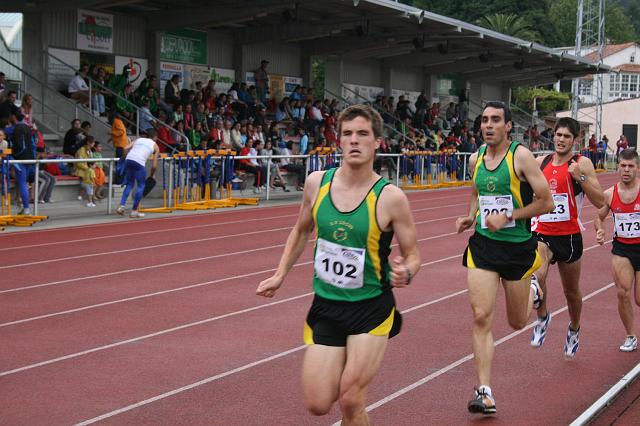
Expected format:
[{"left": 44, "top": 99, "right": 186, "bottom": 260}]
[
  {"left": 507, "top": 316, "right": 527, "bottom": 330},
  {"left": 339, "top": 384, "right": 365, "bottom": 418},
  {"left": 304, "top": 397, "right": 333, "bottom": 416},
  {"left": 471, "top": 306, "right": 492, "bottom": 328}
]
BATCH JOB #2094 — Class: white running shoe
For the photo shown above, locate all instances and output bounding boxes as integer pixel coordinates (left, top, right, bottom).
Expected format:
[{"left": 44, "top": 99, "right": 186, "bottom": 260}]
[
  {"left": 86, "top": 202, "right": 96, "bottom": 207},
  {"left": 531, "top": 312, "right": 552, "bottom": 348},
  {"left": 129, "top": 211, "right": 145, "bottom": 218},
  {"left": 468, "top": 386, "right": 496, "bottom": 414},
  {"left": 116, "top": 206, "right": 125, "bottom": 216},
  {"left": 530, "top": 274, "right": 544, "bottom": 310},
  {"left": 620, "top": 335, "right": 638, "bottom": 352},
  {"left": 564, "top": 325, "right": 580, "bottom": 358}
]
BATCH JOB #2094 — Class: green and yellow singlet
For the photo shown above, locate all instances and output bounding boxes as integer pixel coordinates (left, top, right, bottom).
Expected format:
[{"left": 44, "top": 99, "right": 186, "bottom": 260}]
[
  {"left": 311, "top": 168, "right": 393, "bottom": 302},
  {"left": 473, "top": 141, "right": 534, "bottom": 243}
]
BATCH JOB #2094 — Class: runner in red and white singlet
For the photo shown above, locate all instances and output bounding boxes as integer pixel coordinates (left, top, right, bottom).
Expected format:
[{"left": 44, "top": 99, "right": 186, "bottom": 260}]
[
  {"left": 530, "top": 117, "right": 604, "bottom": 357},
  {"left": 595, "top": 148, "right": 640, "bottom": 352}
]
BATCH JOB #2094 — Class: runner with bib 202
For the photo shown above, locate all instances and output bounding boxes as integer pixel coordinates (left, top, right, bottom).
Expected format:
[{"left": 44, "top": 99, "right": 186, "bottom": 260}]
[{"left": 456, "top": 101, "right": 554, "bottom": 415}]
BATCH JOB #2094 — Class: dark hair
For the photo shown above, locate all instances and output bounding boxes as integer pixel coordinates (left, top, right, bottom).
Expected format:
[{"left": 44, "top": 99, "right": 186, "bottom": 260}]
[
  {"left": 554, "top": 117, "right": 580, "bottom": 138},
  {"left": 482, "top": 101, "right": 512, "bottom": 125},
  {"left": 619, "top": 148, "right": 639, "bottom": 164},
  {"left": 14, "top": 112, "right": 24, "bottom": 122},
  {"left": 337, "top": 104, "right": 384, "bottom": 139},
  {"left": 145, "top": 128, "right": 158, "bottom": 139},
  {"left": 81, "top": 121, "right": 91, "bottom": 129}
]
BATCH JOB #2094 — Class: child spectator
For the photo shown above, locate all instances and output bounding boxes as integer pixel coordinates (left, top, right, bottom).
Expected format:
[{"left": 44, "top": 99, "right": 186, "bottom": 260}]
[
  {"left": 0, "top": 129, "right": 7, "bottom": 152},
  {"left": 82, "top": 162, "right": 97, "bottom": 207}
]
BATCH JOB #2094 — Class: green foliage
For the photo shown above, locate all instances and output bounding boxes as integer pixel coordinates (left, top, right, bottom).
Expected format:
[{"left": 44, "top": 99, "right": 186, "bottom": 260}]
[
  {"left": 312, "top": 59, "right": 325, "bottom": 100},
  {"left": 404, "top": 0, "right": 640, "bottom": 47},
  {"left": 513, "top": 87, "right": 570, "bottom": 114},
  {"left": 475, "top": 13, "right": 542, "bottom": 42}
]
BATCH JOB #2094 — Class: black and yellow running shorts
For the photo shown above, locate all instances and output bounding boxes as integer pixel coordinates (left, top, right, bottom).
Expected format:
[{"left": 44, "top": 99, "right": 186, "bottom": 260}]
[
  {"left": 303, "top": 291, "right": 402, "bottom": 347},
  {"left": 612, "top": 240, "right": 640, "bottom": 271},
  {"left": 463, "top": 232, "right": 541, "bottom": 281}
]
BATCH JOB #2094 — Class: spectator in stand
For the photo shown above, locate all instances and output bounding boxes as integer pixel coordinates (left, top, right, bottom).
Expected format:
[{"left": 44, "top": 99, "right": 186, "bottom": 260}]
[
  {"left": 228, "top": 82, "right": 248, "bottom": 121},
  {"left": 290, "top": 85, "right": 302, "bottom": 102},
  {"left": 259, "top": 139, "right": 289, "bottom": 192},
  {"left": 74, "top": 135, "right": 95, "bottom": 204},
  {"left": 164, "top": 74, "right": 181, "bottom": 110},
  {"left": 203, "top": 79, "right": 217, "bottom": 108},
  {"left": 9, "top": 112, "right": 34, "bottom": 214},
  {"left": 208, "top": 119, "right": 223, "bottom": 144},
  {"left": 0, "top": 72, "right": 5, "bottom": 95},
  {"left": 173, "top": 103, "right": 184, "bottom": 124},
  {"left": 188, "top": 121, "right": 204, "bottom": 149},
  {"left": 255, "top": 60, "right": 269, "bottom": 105},
  {"left": 0, "top": 129, "right": 7, "bottom": 152},
  {"left": 239, "top": 139, "right": 267, "bottom": 193},
  {"left": 292, "top": 100, "right": 305, "bottom": 122},
  {"left": 298, "top": 126, "right": 309, "bottom": 155},
  {"left": 135, "top": 72, "right": 157, "bottom": 99},
  {"left": 310, "top": 100, "right": 324, "bottom": 124},
  {"left": 157, "top": 118, "right": 177, "bottom": 153},
  {"left": 205, "top": 105, "right": 221, "bottom": 130},
  {"left": 138, "top": 86, "right": 160, "bottom": 117},
  {"left": 116, "top": 83, "right": 136, "bottom": 122},
  {"left": 230, "top": 121, "right": 243, "bottom": 151},
  {"left": 221, "top": 120, "right": 232, "bottom": 148},
  {"left": 173, "top": 120, "right": 188, "bottom": 150},
  {"left": 277, "top": 140, "right": 305, "bottom": 190},
  {"left": 183, "top": 103, "right": 195, "bottom": 130},
  {"left": 63, "top": 119, "right": 84, "bottom": 156},
  {"left": 91, "top": 67, "right": 108, "bottom": 116},
  {"left": 0, "top": 90, "right": 19, "bottom": 122},
  {"left": 68, "top": 64, "right": 91, "bottom": 106},
  {"left": 139, "top": 99, "right": 156, "bottom": 132},
  {"left": 20, "top": 93, "right": 36, "bottom": 130},
  {"left": 254, "top": 105, "right": 267, "bottom": 127},
  {"left": 194, "top": 102, "right": 208, "bottom": 132},
  {"left": 110, "top": 112, "right": 129, "bottom": 160},
  {"left": 324, "top": 123, "right": 338, "bottom": 148}
]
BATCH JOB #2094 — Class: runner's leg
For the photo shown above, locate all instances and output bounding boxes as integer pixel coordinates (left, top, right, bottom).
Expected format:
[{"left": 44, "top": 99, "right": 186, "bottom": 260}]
[
  {"left": 613, "top": 255, "right": 636, "bottom": 336},
  {"left": 302, "top": 345, "right": 345, "bottom": 416}
]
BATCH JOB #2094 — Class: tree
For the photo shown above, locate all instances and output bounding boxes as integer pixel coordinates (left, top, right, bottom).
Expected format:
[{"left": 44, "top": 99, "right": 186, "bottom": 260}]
[{"left": 475, "top": 13, "right": 542, "bottom": 42}]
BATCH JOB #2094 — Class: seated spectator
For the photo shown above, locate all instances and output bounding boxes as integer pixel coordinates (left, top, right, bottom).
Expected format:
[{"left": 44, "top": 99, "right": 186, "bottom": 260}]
[
  {"left": 276, "top": 97, "right": 291, "bottom": 122},
  {"left": 259, "top": 139, "right": 289, "bottom": 191},
  {"left": 63, "top": 119, "right": 84, "bottom": 156},
  {"left": 228, "top": 82, "right": 248, "bottom": 121},
  {"left": 310, "top": 100, "right": 324, "bottom": 123},
  {"left": 209, "top": 119, "right": 224, "bottom": 143},
  {"left": 173, "top": 120, "right": 189, "bottom": 150},
  {"left": 0, "top": 90, "right": 19, "bottom": 122},
  {"left": 20, "top": 93, "right": 37, "bottom": 130},
  {"left": 230, "top": 121, "right": 243, "bottom": 151},
  {"left": 194, "top": 102, "right": 208, "bottom": 132},
  {"left": 68, "top": 64, "right": 91, "bottom": 105},
  {"left": 92, "top": 67, "right": 108, "bottom": 116},
  {"left": 173, "top": 103, "right": 184, "bottom": 123},
  {"left": 290, "top": 85, "right": 302, "bottom": 101},
  {"left": 183, "top": 103, "right": 195, "bottom": 130},
  {"left": 277, "top": 140, "right": 305, "bottom": 191},
  {"left": 203, "top": 79, "right": 217, "bottom": 108},
  {"left": 188, "top": 121, "right": 205, "bottom": 149},
  {"left": 0, "top": 72, "right": 5, "bottom": 95},
  {"left": 164, "top": 74, "right": 181, "bottom": 108},
  {"left": 138, "top": 86, "right": 160, "bottom": 117},
  {"left": 139, "top": 100, "right": 156, "bottom": 132},
  {"left": 116, "top": 84, "right": 136, "bottom": 122},
  {"left": 239, "top": 139, "right": 267, "bottom": 193},
  {"left": 0, "top": 128, "right": 7, "bottom": 152},
  {"left": 158, "top": 118, "right": 177, "bottom": 153},
  {"left": 254, "top": 105, "right": 267, "bottom": 127}
]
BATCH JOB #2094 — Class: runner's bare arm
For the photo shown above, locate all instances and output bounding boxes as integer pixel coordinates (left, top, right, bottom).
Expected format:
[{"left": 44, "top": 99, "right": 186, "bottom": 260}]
[
  {"left": 594, "top": 187, "right": 613, "bottom": 245},
  {"left": 514, "top": 146, "right": 554, "bottom": 219},
  {"left": 256, "top": 171, "right": 322, "bottom": 297},
  {"left": 150, "top": 144, "right": 159, "bottom": 177},
  {"left": 456, "top": 153, "right": 478, "bottom": 233},
  {"left": 381, "top": 186, "right": 421, "bottom": 288},
  {"left": 572, "top": 156, "right": 605, "bottom": 208}
]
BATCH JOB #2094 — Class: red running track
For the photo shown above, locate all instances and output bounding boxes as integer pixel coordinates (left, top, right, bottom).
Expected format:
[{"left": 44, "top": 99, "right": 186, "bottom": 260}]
[{"left": 0, "top": 173, "right": 637, "bottom": 425}]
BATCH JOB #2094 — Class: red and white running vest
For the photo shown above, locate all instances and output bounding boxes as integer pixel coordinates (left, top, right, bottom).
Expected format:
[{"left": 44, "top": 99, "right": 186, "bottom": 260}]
[
  {"left": 611, "top": 183, "right": 640, "bottom": 245},
  {"left": 533, "top": 154, "right": 584, "bottom": 236}
]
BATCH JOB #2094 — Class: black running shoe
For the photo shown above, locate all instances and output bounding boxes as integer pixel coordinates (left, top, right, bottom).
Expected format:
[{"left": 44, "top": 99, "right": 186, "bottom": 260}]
[{"left": 468, "top": 387, "right": 496, "bottom": 414}]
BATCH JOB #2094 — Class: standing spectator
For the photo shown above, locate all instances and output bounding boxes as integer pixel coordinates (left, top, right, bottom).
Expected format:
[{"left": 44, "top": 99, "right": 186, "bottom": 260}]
[
  {"left": 110, "top": 113, "right": 128, "bottom": 159},
  {"left": 68, "top": 64, "right": 91, "bottom": 106},
  {"left": 20, "top": 93, "right": 37, "bottom": 130},
  {"left": 298, "top": 127, "right": 309, "bottom": 155},
  {"left": 255, "top": 60, "right": 270, "bottom": 105},
  {"left": 74, "top": 136, "right": 95, "bottom": 203},
  {"left": 9, "top": 113, "right": 34, "bottom": 215}
]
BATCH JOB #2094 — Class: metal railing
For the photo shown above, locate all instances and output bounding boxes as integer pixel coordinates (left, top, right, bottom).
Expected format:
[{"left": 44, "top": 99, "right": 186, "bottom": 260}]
[
  {"left": 324, "top": 86, "right": 423, "bottom": 147},
  {"left": 44, "top": 51, "right": 187, "bottom": 151}
]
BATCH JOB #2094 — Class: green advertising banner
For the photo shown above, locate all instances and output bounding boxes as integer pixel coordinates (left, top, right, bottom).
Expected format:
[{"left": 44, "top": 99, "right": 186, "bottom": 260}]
[{"left": 160, "top": 29, "right": 207, "bottom": 65}]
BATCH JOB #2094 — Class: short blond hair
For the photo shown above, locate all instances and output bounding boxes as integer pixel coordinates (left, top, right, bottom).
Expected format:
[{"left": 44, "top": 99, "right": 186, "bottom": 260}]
[{"left": 337, "top": 104, "right": 384, "bottom": 139}]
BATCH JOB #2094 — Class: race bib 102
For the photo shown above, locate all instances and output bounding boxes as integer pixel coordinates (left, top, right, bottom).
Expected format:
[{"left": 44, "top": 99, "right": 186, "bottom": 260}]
[{"left": 314, "top": 238, "right": 366, "bottom": 289}]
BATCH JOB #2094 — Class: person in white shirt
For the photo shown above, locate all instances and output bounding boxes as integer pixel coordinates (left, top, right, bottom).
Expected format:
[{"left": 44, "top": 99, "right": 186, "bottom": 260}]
[
  {"left": 68, "top": 65, "right": 91, "bottom": 105},
  {"left": 115, "top": 129, "right": 160, "bottom": 218}
]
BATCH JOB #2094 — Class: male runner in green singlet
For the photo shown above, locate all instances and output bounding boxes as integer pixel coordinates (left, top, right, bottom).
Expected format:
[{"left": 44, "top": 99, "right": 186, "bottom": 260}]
[
  {"left": 257, "top": 104, "right": 420, "bottom": 425},
  {"left": 456, "top": 101, "right": 554, "bottom": 415}
]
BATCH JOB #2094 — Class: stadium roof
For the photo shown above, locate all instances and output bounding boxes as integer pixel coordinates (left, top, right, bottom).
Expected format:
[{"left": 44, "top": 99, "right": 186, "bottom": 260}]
[{"left": 4, "top": 0, "right": 609, "bottom": 86}]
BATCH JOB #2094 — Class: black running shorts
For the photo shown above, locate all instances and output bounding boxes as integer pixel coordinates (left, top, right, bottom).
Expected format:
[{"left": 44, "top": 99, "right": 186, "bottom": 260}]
[
  {"left": 533, "top": 232, "right": 583, "bottom": 264},
  {"left": 463, "top": 232, "right": 541, "bottom": 281},
  {"left": 612, "top": 240, "right": 640, "bottom": 272},
  {"left": 303, "top": 291, "right": 402, "bottom": 347}
]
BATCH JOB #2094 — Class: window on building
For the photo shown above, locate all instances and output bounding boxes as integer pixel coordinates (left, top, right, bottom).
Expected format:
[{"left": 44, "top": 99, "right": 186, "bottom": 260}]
[
  {"left": 631, "top": 54, "right": 636, "bottom": 63},
  {"left": 630, "top": 75, "right": 639, "bottom": 93},
  {"left": 579, "top": 79, "right": 593, "bottom": 96},
  {"left": 622, "top": 74, "right": 630, "bottom": 92}
]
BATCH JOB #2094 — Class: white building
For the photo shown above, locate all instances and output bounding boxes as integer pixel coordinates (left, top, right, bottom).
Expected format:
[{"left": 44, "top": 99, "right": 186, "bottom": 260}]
[{"left": 557, "top": 42, "right": 640, "bottom": 104}]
